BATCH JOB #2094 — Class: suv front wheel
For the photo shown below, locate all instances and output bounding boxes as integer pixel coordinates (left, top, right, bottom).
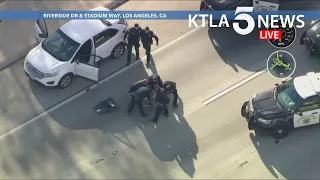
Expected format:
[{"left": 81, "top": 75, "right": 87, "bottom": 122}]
[
  {"left": 272, "top": 123, "right": 290, "bottom": 139},
  {"left": 58, "top": 73, "right": 73, "bottom": 89}
]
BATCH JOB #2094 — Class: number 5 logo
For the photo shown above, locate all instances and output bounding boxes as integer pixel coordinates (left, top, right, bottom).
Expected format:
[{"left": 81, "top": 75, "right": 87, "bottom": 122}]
[{"left": 233, "top": 7, "right": 255, "bottom": 35}]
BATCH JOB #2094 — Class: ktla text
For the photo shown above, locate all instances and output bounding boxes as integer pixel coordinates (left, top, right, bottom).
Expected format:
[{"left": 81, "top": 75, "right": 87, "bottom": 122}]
[
  {"left": 188, "top": 7, "right": 305, "bottom": 35},
  {"left": 189, "top": 14, "right": 305, "bottom": 28}
]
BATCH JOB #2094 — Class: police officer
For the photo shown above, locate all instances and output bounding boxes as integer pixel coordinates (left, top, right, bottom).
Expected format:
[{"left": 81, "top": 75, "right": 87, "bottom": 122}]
[
  {"left": 151, "top": 84, "right": 170, "bottom": 123},
  {"left": 127, "top": 86, "right": 152, "bottom": 117},
  {"left": 163, "top": 80, "right": 178, "bottom": 107},
  {"left": 141, "top": 27, "right": 159, "bottom": 65},
  {"left": 124, "top": 23, "right": 142, "bottom": 66},
  {"left": 128, "top": 79, "right": 148, "bottom": 93},
  {"left": 148, "top": 74, "right": 163, "bottom": 87}
]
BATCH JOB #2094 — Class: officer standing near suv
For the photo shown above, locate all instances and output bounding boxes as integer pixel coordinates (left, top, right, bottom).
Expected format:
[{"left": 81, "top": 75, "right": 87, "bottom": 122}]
[
  {"left": 141, "top": 27, "right": 159, "bottom": 66},
  {"left": 151, "top": 84, "right": 170, "bottom": 123},
  {"left": 127, "top": 86, "right": 152, "bottom": 117},
  {"left": 124, "top": 23, "right": 142, "bottom": 66},
  {"left": 163, "top": 80, "right": 178, "bottom": 107}
]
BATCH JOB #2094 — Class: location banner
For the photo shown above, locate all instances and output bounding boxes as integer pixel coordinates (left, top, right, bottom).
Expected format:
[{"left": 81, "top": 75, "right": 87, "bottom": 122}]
[{"left": 0, "top": 10, "right": 319, "bottom": 20}]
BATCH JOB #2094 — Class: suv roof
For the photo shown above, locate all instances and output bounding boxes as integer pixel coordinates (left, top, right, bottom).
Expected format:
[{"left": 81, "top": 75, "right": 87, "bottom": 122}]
[
  {"left": 294, "top": 72, "right": 320, "bottom": 99},
  {"left": 60, "top": 6, "right": 120, "bottom": 44}
]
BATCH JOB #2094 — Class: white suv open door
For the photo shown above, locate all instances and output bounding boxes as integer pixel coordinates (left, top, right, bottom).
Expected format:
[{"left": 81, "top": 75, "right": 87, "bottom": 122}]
[
  {"left": 35, "top": 20, "right": 48, "bottom": 43},
  {"left": 75, "top": 55, "right": 101, "bottom": 82}
]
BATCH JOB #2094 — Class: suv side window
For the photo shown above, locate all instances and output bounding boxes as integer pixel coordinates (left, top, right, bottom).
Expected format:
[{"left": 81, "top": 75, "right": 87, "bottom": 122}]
[
  {"left": 297, "top": 96, "right": 320, "bottom": 112},
  {"left": 93, "top": 29, "right": 119, "bottom": 47}
]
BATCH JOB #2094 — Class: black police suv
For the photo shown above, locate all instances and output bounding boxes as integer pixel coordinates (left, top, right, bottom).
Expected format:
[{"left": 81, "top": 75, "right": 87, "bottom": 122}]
[
  {"left": 241, "top": 72, "right": 320, "bottom": 139},
  {"left": 200, "top": 0, "right": 253, "bottom": 10},
  {"left": 300, "top": 19, "right": 320, "bottom": 57},
  {"left": 199, "top": 0, "right": 285, "bottom": 11}
]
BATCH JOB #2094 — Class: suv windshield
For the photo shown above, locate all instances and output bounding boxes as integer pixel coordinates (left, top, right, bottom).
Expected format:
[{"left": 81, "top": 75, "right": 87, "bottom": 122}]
[
  {"left": 42, "top": 29, "right": 80, "bottom": 62},
  {"left": 307, "top": 22, "right": 320, "bottom": 44},
  {"left": 276, "top": 79, "right": 304, "bottom": 112}
]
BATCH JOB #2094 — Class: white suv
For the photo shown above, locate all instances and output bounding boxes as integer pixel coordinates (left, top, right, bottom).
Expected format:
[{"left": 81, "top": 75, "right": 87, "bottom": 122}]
[{"left": 24, "top": 6, "right": 128, "bottom": 89}]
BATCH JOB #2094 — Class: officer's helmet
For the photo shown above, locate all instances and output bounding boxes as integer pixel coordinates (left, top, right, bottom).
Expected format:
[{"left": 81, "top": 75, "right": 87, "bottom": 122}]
[{"left": 153, "top": 76, "right": 159, "bottom": 82}]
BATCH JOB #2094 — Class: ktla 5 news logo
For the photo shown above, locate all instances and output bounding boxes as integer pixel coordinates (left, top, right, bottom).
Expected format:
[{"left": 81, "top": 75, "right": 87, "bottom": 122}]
[{"left": 189, "top": 7, "right": 305, "bottom": 35}]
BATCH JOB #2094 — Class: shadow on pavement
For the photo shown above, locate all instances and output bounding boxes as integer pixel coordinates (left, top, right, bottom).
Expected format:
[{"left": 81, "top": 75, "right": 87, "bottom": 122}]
[
  {"left": 0, "top": 117, "right": 88, "bottom": 178},
  {"left": 42, "top": 55, "right": 198, "bottom": 177},
  {"left": 249, "top": 125, "right": 320, "bottom": 179},
  {"left": 207, "top": 27, "right": 275, "bottom": 72},
  {"left": 138, "top": 98, "right": 198, "bottom": 177},
  {"left": 146, "top": 55, "right": 158, "bottom": 75}
]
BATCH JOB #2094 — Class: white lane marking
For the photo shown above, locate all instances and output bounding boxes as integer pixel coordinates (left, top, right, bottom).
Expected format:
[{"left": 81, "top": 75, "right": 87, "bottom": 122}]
[
  {"left": 0, "top": 27, "right": 202, "bottom": 139},
  {"left": 202, "top": 68, "right": 267, "bottom": 106}
]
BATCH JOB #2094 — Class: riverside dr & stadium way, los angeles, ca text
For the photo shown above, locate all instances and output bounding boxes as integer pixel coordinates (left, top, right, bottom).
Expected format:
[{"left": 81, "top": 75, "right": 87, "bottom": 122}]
[{"left": 43, "top": 12, "right": 168, "bottom": 19}]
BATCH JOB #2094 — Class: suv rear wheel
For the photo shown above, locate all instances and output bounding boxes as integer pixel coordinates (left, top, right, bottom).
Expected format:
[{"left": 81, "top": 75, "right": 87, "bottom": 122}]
[{"left": 112, "top": 43, "right": 125, "bottom": 58}]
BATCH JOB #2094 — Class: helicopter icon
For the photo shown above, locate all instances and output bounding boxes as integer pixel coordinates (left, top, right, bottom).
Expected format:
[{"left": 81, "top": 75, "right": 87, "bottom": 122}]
[{"left": 270, "top": 51, "right": 292, "bottom": 71}]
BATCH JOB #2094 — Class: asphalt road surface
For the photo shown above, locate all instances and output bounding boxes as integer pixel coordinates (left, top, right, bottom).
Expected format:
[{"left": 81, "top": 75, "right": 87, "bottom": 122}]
[{"left": 1, "top": 24, "right": 320, "bottom": 178}]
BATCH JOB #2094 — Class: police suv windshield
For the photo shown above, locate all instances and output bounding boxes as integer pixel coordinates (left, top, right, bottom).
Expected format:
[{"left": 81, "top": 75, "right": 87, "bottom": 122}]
[
  {"left": 307, "top": 22, "right": 320, "bottom": 44},
  {"left": 275, "top": 79, "right": 304, "bottom": 112},
  {"left": 42, "top": 29, "right": 80, "bottom": 62}
]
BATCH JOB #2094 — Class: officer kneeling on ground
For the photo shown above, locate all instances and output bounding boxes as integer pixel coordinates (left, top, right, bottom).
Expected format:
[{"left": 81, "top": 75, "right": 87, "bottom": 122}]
[
  {"left": 163, "top": 80, "right": 179, "bottom": 107},
  {"left": 128, "top": 79, "right": 148, "bottom": 93},
  {"left": 127, "top": 86, "right": 153, "bottom": 117},
  {"left": 151, "top": 84, "right": 170, "bottom": 123},
  {"left": 148, "top": 74, "right": 163, "bottom": 87}
]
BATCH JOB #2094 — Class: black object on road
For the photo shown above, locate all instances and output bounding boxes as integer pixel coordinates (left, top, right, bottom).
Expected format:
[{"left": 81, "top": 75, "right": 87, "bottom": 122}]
[{"left": 94, "top": 98, "right": 118, "bottom": 114}]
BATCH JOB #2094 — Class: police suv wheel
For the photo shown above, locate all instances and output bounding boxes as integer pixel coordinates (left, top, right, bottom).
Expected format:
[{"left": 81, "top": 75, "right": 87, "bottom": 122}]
[
  {"left": 299, "top": 37, "right": 304, "bottom": 45},
  {"left": 112, "top": 43, "right": 125, "bottom": 58},
  {"left": 272, "top": 124, "right": 289, "bottom": 139},
  {"left": 310, "top": 50, "right": 316, "bottom": 57},
  {"left": 248, "top": 120, "right": 255, "bottom": 130},
  {"left": 58, "top": 73, "right": 73, "bottom": 89}
]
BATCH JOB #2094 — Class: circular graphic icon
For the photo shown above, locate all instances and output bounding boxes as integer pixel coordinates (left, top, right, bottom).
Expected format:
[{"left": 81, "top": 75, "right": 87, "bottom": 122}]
[
  {"left": 267, "top": 50, "right": 296, "bottom": 79},
  {"left": 268, "top": 21, "right": 296, "bottom": 48}
]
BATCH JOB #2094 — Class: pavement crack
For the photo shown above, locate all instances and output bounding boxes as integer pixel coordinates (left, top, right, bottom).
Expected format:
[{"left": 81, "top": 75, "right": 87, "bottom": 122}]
[
  {"left": 237, "top": 160, "right": 248, "bottom": 168},
  {"left": 90, "top": 158, "right": 104, "bottom": 164}
]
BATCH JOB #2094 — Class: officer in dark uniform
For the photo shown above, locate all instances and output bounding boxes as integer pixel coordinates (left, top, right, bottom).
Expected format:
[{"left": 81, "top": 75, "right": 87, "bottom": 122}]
[
  {"left": 151, "top": 84, "right": 170, "bottom": 123},
  {"left": 124, "top": 23, "right": 142, "bottom": 66},
  {"left": 141, "top": 27, "right": 159, "bottom": 65},
  {"left": 147, "top": 74, "right": 163, "bottom": 87},
  {"left": 128, "top": 79, "right": 148, "bottom": 93},
  {"left": 163, "top": 80, "right": 178, "bottom": 107},
  {"left": 127, "top": 86, "right": 152, "bottom": 117}
]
